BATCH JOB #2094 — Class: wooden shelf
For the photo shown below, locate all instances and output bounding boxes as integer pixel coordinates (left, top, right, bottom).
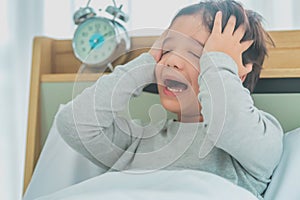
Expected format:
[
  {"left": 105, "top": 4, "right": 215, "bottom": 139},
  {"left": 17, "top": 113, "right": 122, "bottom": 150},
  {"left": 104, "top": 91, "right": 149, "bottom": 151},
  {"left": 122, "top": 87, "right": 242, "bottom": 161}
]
[
  {"left": 41, "top": 73, "right": 104, "bottom": 82},
  {"left": 260, "top": 68, "right": 300, "bottom": 78},
  {"left": 40, "top": 68, "right": 300, "bottom": 83}
]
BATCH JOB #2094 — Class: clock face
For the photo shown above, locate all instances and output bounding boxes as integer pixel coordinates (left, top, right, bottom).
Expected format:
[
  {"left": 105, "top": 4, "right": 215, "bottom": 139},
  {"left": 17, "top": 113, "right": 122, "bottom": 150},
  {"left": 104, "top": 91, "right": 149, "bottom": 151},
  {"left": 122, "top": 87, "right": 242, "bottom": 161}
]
[{"left": 73, "top": 17, "right": 118, "bottom": 66}]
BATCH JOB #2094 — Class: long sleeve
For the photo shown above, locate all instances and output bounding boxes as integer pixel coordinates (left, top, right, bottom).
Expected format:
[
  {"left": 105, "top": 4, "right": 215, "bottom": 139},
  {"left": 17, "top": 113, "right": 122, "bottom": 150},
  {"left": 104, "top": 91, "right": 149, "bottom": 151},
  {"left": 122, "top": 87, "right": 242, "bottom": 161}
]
[
  {"left": 55, "top": 53, "right": 156, "bottom": 169},
  {"left": 198, "top": 52, "right": 283, "bottom": 180}
]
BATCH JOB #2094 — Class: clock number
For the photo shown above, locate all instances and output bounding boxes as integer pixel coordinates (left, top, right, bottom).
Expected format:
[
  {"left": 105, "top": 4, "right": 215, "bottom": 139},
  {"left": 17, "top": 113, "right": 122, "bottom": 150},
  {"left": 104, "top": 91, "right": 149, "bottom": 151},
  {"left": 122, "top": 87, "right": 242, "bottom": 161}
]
[
  {"left": 95, "top": 24, "right": 101, "bottom": 31},
  {"left": 82, "top": 32, "right": 88, "bottom": 37}
]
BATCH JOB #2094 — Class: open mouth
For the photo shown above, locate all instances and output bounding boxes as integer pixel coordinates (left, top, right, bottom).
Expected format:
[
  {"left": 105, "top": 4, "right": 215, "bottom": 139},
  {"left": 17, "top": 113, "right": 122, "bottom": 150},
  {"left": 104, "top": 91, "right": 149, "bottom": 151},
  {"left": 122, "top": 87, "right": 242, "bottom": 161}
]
[{"left": 164, "top": 79, "right": 188, "bottom": 93}]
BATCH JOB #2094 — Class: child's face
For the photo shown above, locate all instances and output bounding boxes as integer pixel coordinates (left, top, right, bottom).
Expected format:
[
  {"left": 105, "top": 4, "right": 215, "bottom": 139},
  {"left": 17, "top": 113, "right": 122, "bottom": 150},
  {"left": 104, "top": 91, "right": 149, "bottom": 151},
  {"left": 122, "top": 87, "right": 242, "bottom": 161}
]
[{"left": 155, "top": 14, "right": 210, "bottom": 122}]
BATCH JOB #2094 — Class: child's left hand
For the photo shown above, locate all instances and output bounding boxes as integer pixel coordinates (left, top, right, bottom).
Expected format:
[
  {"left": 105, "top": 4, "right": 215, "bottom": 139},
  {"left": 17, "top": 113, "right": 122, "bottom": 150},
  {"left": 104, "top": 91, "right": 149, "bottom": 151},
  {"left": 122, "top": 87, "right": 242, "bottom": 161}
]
[{"left": 204, "top": 11, "right": 254, "bottom": 79}]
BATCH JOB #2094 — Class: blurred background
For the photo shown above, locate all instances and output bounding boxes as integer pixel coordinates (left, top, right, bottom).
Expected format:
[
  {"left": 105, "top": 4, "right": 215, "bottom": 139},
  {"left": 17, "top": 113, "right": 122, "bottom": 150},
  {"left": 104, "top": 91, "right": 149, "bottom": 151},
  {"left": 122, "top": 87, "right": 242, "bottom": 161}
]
[{"left": 0, "top": 0, "right": 299, "bottom": 199}]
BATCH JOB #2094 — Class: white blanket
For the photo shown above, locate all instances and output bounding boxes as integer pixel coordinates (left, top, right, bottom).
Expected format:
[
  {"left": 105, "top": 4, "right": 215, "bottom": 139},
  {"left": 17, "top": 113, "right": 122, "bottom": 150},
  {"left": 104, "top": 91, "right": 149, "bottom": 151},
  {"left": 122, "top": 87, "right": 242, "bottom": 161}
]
[
  {"left": 24, "top": 106, "right": 300, "bottom": 200},
  {"left": 35, "top": 170, "right": 258, "bottom": 200}
]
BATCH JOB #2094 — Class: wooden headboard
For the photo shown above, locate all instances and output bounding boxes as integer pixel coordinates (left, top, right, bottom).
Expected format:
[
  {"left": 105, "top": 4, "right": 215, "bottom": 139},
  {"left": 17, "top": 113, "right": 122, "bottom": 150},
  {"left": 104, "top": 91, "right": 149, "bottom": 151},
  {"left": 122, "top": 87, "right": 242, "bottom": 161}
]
[
  {"left": 261, "top": 31, "right": 300, "bottom": 77},
  {"left": 23, "top": 30, "right": 300, "bottom": 193}
]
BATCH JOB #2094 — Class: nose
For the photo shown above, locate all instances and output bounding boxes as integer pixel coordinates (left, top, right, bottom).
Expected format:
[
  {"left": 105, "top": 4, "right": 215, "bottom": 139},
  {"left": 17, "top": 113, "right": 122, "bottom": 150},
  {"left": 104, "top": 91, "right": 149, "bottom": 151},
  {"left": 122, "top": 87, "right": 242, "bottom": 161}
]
[{"left": 164, "top": 52, "right": 185, "bottom": 70}]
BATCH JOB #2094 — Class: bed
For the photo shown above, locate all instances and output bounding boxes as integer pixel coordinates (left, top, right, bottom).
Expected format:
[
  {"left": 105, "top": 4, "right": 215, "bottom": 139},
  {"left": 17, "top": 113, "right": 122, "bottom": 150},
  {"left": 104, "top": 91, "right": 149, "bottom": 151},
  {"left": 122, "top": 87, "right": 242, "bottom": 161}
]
[{"left": 23, "top": 30, "right": 300, "bottom": 199}]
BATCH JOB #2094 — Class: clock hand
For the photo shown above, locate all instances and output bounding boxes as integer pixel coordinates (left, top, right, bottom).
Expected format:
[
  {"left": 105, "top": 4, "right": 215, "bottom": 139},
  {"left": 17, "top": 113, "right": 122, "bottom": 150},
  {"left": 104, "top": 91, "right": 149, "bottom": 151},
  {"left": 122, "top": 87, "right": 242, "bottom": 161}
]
[
  {"left": 103, "top": 32, "right": 110, "bottom": 37},
  {"left": 89, "top": 34, "right": 105, "bottom": 49},
  {"left": 102, "top": 31, "right": 113, "bottom": 38}
]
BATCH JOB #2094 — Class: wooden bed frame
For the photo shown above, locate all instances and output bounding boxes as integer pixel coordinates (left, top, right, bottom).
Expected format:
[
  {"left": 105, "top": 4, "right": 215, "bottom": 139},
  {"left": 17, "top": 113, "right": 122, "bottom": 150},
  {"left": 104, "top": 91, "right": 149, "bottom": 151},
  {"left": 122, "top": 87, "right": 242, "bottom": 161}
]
[{"left": 23, "top": 30, "right": 300, "bottom": 193}]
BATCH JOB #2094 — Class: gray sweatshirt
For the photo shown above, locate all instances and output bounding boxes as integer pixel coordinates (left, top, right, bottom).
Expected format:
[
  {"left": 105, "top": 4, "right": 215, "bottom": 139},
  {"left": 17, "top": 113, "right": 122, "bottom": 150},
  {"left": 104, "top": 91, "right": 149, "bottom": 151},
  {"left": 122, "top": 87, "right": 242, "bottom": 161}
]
[{"left": 56, "top": 52, "right": 283, "bottom": 199}]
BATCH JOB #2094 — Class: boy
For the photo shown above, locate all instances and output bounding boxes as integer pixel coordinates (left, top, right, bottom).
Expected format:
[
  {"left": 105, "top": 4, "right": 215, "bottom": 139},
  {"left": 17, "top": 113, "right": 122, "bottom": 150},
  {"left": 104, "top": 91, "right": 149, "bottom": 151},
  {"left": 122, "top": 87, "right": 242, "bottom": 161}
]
[{"left": 56, "top": 0, "right": 283, "bottom": 199}]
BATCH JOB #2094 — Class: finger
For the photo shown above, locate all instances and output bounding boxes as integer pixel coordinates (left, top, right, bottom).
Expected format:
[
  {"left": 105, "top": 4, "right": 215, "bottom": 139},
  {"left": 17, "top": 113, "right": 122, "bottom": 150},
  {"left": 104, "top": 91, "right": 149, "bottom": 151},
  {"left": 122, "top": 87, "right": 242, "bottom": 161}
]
[
  {"left": 240, "top": 40, "right": 254, "bottom": 52},
  {"left": 151, "top": 30, "right": 168, "bottom": 53},
  {"left": 156, "top": 30, "right": 168, "bottom": 46},
  {"left": 152, "top": 49, "right": 163, "bottom": 62},
  {"left": 150, "top": 31, "right": 168, "bottom": 62},
  {"left": 244, "top": 63, "right": 253, "bottom": 73},
  {"left": 233, "top": 24, "right": 246, "bottom": 41},
  {"left": 150, "top": 44, "right": 164, "bottom": 62},
  {"left": 223, "top": 15, "right": 236, "bottom": 35},
  {"left": 239, "top": 63, "right": 253, "bottom": 79},
  {"left": 212, "top": 11, "right": 223, "bottom": 34},
  {"left": 160, "top": 30, "right": 169, "bottom": 41}
]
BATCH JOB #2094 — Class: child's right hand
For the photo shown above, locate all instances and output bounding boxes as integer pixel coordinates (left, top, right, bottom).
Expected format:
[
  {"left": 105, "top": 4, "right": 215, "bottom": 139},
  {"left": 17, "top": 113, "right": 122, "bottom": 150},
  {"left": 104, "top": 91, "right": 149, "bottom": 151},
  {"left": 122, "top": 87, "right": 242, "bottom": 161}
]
[{"left": 149, "top": 30, "right": 168, "bottom": 62}]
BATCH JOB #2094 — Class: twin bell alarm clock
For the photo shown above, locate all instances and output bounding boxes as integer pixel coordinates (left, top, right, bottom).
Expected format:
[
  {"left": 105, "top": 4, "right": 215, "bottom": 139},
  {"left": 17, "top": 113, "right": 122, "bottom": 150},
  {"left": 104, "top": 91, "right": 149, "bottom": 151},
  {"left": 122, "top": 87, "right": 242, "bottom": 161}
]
[{"left": 72, "top": 2, "right": 130, "bottom": 70}]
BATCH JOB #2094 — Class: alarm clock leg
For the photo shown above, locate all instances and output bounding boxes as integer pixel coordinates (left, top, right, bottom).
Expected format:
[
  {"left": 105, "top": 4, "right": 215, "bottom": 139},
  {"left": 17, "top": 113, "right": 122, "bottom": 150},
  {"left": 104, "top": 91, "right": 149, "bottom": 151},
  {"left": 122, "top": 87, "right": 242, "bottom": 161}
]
[{"left": 107, "top": 62, "right": 114, "bottom": 72}]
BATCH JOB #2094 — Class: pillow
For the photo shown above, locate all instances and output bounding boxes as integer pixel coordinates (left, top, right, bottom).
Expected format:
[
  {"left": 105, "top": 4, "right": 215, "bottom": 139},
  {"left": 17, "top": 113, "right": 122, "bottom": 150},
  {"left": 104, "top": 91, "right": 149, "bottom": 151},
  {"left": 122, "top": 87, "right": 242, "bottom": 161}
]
[
  {"left": 264, "top": 128, "right": 300, "bottom": 200},
  {"left": 23, "top": 105, "right": 105, "bottom": 200}
]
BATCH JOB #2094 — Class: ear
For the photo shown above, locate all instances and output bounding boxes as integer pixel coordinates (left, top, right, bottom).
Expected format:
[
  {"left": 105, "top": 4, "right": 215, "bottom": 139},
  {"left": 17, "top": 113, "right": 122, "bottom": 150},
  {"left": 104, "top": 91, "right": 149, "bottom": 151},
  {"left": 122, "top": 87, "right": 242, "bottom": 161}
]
[{"left": 240, "top": 63, "right": 253, "bottom": 83}]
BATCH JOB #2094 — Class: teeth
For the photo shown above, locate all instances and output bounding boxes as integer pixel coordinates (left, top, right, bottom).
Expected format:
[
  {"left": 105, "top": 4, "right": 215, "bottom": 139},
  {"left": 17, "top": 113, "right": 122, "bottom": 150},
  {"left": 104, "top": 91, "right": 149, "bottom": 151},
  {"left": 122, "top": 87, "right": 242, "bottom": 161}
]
[{"left": 167, "top": 87, "right": 183, "bottom": 93}]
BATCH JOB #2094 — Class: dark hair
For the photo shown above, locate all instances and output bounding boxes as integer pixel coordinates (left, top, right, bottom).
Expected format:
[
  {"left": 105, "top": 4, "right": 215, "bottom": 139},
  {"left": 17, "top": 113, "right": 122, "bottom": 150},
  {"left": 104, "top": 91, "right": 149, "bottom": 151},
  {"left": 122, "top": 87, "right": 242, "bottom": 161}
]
[{"left": 171, "top": 0, "right": 274, "bottom": 93}]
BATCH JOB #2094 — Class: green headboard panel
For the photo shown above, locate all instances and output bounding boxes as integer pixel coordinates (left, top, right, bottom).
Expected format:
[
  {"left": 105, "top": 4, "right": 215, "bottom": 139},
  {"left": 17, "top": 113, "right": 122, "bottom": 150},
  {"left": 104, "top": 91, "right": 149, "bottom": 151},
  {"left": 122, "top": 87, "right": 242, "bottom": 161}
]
[
  {"left": 252, "top": 94, "right": 300, "bottom": 133},
  {"left": 41, "top": 82, "right": 94, "bottom": 146},
  {"left": 41, "top": 82, "right": 300, "bottom": 146},
  {"left": 41, "top": 82, "right": 176, "bottom": 146}
]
